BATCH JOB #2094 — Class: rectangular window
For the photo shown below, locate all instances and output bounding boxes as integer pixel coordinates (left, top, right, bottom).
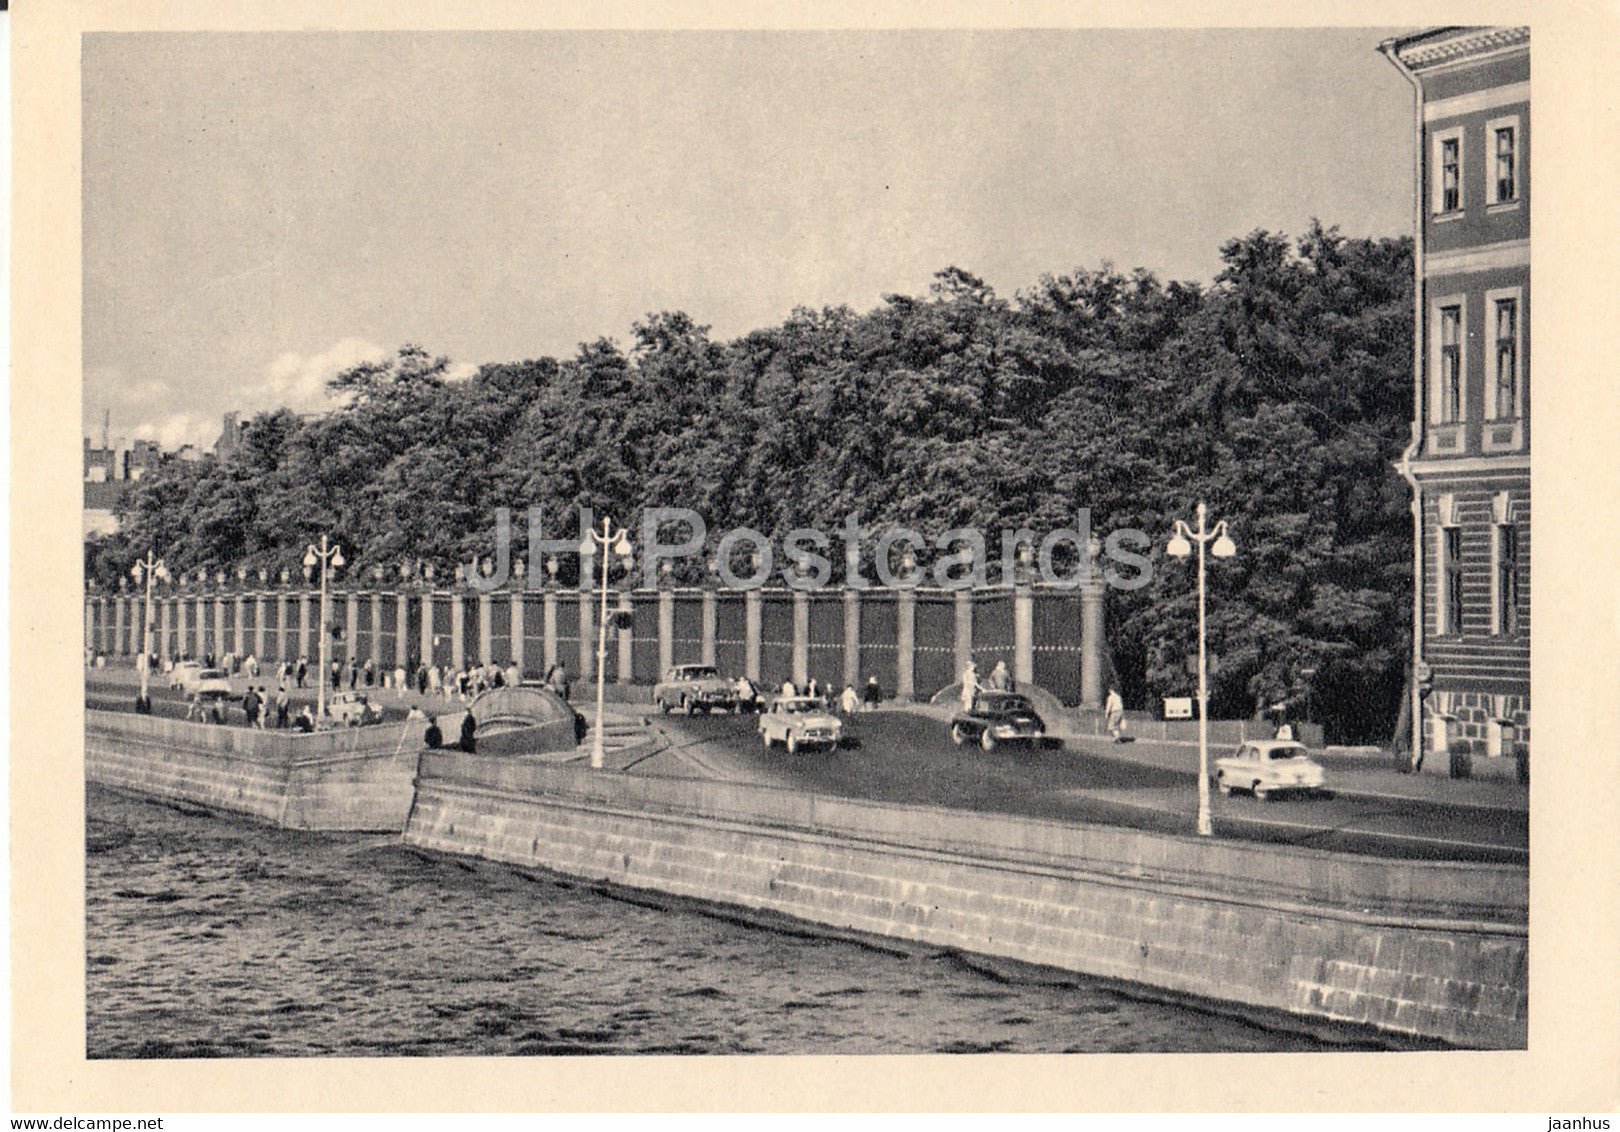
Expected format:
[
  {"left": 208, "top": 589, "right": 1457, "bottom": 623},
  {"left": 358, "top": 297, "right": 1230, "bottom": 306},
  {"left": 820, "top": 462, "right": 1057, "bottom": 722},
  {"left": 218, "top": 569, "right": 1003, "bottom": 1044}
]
[
  {"left": 1439, "top": 305, "right": 1462, "bottom": 423},
  {"left": 1487, "top": 114, "right": 1522, "bottom": 205},
  {"left": 1495, "top": 126, "right": 1516, "bottom": 201},
  {"left": 1444, "top": 526, "right": 1465, "bottom": 635},
  {"left": 1441, "top": 138, "right": 1460, "bottom": 211},
  {"left": 1494, "top": 297, "right": 1518, "bottom": 419},
  {"left": 1497, "top": 524, "right": 1519, "bottom": 634}
]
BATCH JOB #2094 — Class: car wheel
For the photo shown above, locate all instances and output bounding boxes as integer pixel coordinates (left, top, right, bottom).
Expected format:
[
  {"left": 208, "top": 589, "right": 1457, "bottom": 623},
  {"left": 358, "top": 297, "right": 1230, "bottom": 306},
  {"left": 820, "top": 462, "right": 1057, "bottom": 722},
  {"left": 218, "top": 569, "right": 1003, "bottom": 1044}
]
[
  {"left": 680, "top": 695, "right": 692, "bottom": 715},
  {"left": 787, "top": 735, "right": 798, "bottom": 755},
  {"left": 980, "top": 728, "right": 997, "bottom": 752},
  {"left": 951, "top": 723, "right": 968, "bottom": 746},
  {"left": 1217, "top": 773, "right": 1232, "bottom": 796},
  {"left": 1252, "top": 781, "right": 1269, "bottom": 801},
  {"left": 658, "top": 698, "right": 671, "bottom": 714}
]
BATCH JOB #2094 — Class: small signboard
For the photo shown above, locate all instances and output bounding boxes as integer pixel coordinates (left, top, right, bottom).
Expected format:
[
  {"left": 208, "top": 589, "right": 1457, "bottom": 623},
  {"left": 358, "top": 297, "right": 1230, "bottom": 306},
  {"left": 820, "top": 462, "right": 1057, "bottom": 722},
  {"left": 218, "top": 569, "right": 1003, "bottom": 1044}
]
[{"left": 1163, "top": 697, "right": 1193, "bottom": 719}]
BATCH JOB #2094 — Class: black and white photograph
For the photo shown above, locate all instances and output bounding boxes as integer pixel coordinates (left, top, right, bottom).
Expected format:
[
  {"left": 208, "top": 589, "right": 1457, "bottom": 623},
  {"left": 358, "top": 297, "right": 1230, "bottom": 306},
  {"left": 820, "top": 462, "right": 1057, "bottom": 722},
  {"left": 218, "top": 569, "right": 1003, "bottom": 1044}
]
[{"left": 13, "top": 1, "right": 1620, "bottom": 1116}]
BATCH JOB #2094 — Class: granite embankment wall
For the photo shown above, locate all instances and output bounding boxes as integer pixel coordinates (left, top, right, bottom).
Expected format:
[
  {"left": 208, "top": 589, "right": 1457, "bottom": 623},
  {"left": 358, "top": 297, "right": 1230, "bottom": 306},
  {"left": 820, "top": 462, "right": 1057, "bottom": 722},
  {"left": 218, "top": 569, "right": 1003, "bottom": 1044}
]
[
  {"left": 84, "top": 711, "right": 421, "bottom": 832},
  {"left": 404, "top": 755, "right": 1528, "bottom": 1049}
]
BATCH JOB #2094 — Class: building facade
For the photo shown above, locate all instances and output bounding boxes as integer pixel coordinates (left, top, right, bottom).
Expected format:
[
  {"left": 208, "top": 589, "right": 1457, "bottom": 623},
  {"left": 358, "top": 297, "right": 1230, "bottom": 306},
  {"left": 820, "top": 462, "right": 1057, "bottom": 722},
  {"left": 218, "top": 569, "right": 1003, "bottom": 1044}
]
[{"left": 1382, "top": 27, "right": 1529, "bottom": 776}]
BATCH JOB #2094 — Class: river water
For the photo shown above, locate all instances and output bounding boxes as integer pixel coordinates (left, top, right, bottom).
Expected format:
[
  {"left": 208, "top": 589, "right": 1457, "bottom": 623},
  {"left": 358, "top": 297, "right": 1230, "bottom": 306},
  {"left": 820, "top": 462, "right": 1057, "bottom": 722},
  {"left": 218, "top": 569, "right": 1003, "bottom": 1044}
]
[{"left": 86, "top": 784, "right": 1354, "bottom": 1057}]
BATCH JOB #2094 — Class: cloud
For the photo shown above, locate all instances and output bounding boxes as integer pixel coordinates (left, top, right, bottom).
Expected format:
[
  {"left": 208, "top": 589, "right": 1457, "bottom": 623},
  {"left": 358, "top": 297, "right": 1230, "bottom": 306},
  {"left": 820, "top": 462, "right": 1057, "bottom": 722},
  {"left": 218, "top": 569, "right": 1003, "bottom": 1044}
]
[
  {"left": 258, "top": 337, "right": 391, "bottom": 413},
  {"left": 444, "top": 361, "right": 480, "bottom": 383},
  {"left": 130, "top": 412, "right": 221, "bottom": 451}
]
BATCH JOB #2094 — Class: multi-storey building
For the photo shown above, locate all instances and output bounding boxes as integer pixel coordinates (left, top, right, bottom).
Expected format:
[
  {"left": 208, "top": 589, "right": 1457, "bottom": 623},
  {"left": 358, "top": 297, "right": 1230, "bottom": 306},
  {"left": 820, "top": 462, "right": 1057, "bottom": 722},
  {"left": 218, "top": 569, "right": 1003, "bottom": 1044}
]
[{"left": 1382, "top": 27, "right": 1529, "bottom": 777}]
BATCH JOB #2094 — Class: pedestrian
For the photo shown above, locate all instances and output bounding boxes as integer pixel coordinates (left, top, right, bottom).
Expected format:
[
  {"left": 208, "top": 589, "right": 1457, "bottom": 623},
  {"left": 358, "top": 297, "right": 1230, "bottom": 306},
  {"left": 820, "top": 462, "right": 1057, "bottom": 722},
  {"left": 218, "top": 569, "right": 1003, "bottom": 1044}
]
[
  {"left": 840, "top": 685, "right": 859, "bottom": 714},
  {"left": 242, "top": 685, "right": 261, "bottom": 728},
  {"left": 424, "top": 717, "right": 443, "bottom": 749},
  {"left": 1105, "top": 687, "right": 1125, "bottom": 741},
  {"left": 735, "top": 675, "right": 757, "bottom": 712},
  {"left": 418, "top": 665, "right": 429, "bottom": 695},
  {"left": 505, "top": 662, "right": 520, "bottom": 688},
  {"left": 275, "top": 684, "right": 290, "bottom": 728},
  {"left": 987, "top": 660, "right": 1012, "bottom": 692},
  {"left": 295, "top": 705, "right": 315, "bottom": 733},
  {"left": 459, "top": 711, "right": 477, "bottom": 754},
  {"left": 363, "top": 659, "right": 375, "bottom": 687},
  {"left": 428, "top": 664, "right": 442, "bottom": 695},
  {"left": 864, "top": 676, "right": 882, "bottom": 710},
  {"left": 780, "top": 679, "right": 796, "bottom": 698},
  {"left": 394, "top": 663, "right": 407, "bottom": 695},
  {"left": 296, "top": 657, "right": 308, "bottom": 688},
  {"left": 960, "top": 661, "right": 980, "bottom": 713},
  {"left": 348, "top": 662, "right": 359, "bottom": 690}
]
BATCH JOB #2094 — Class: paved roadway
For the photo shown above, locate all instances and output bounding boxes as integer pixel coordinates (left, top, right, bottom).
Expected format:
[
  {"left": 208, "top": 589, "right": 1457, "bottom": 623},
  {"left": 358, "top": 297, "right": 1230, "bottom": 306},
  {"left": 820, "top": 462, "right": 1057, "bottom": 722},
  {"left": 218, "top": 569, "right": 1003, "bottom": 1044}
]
[
  {"left": 86, "top": 674, "right": 1525, "bottom": 863},
  {"left": 649, "top": 709, "right": 1528, "bottom": 864}
]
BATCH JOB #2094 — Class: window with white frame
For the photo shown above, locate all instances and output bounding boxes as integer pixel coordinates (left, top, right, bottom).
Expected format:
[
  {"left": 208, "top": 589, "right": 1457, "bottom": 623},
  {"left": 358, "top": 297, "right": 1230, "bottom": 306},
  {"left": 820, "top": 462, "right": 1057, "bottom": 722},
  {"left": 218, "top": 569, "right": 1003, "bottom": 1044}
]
[
  {"left": 1486, "top": 287, "right": 1523, "bottom": 421},
  {"left": 1491, "top": 492, "right": 1520, "bottom": 636},
  {"left": 1437, "top": 494, "right": 1463, "bottom": 636},
  {"left": 1433, "top": 300, "right": 1466, "bottom": 425},
  {"left": 1487, "top": 114, "right": 1521, "bottom": 205},
  {"left": 1432, "top": 126, "right": 1464, "bottom": 214}
]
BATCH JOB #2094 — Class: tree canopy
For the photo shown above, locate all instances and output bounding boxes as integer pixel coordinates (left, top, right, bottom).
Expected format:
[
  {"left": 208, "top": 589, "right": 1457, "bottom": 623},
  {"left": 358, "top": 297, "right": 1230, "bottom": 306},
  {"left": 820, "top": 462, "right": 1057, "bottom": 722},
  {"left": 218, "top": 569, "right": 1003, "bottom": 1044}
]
[{"left": 92, "top": 222, "right": 1414, "bottom": 742}]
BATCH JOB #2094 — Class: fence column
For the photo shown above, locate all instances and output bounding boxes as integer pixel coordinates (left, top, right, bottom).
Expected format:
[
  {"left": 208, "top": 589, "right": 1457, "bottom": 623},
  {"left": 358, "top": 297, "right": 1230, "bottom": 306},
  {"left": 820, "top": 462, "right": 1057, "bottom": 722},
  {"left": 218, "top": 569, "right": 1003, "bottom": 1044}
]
[
  {"left": 896, "top": 590, "right": 916, "bottom": 702},
  {"left": 344, "top": 592, "right": 360, "bottom": 665},
  {"left": 578, "top": 591, "right": 594, "bottom": 682},
  {"left": 397, "top": 593, "right": 412, "bottom": 668},
  {"left": 477, "top": 592, "right": 493, "bottom": 666},
  {"left": 843, "top": 589, "right": 861, "bottom": 688},
  {"left": 744, "top": 589, "right": 762, "bottom": 683},
  {"left": 297, "top": 592, "right": 311, "bottom": 661},
  {"left": 658, "top": 590, "right": 675, "bottom": 674},
  {"left": 701, "top": 591, "right": 717, "bottom": 666},
  {"left": 509, "top": 593, "right": 525, "bottom": 675},
  {"left": 542, "top": 592, "right": 558, "bottom": 671},
  {"left": 232, "top": 594, "right": 246, "bottom": 657},
  {"left": 160, "top": 598, "right": 173, "bottom": 660},
  {"left": 175, "top": 597, "right": 188, "bottom": 659},
  {"left": 1081, "top": 581, "right": 1106, "bottom": 710},
  {"left": 419, "top": 594, "right": 436, "bottom": 669},
  {"left": 254, "top": 595, "right": 267, "bottom": 660},
  {"left": 113, "top": 596, "right": 127, "bottom": 656},
  {"left": 450, "top": 594, "right": 465, "bottom": 670},
  {"left": 618, "top": 592, "right": 634, "bottom": 682},
  {"left": 212, "top": 594, "right": 225, "bottom": 659},
  {"left": 791, "top": 591, "right": 810, "bottom": 687},
  {"left": 372, "top": 593, "right": 385, "bottom": 669},
  {"left": 1014, "top": 586, "right": 1034, "bottom": 689},
  {"left": 85, "top": 598, "right": 96, "bottom": 653},
  {"left": 953, "top": 590, "right": 973, "bottom": 678}
]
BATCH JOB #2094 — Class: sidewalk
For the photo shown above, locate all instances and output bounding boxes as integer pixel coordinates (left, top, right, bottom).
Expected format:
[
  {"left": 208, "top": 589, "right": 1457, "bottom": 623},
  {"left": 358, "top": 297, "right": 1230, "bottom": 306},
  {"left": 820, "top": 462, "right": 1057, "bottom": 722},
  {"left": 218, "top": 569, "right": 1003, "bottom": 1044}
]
[{"left": 897, "top": 701, "right": 1527, "bottom": 814}]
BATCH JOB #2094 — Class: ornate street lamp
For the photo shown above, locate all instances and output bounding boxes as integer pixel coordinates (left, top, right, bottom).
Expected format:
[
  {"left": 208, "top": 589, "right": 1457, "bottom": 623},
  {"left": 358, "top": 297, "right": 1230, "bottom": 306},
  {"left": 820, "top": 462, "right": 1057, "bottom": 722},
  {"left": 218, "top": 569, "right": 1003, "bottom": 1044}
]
[
  {"left": 129, "top": 552, "right": 169, "bottom": 702},
  {"left": 302, "top": 536, "right": 345, "bottom": 722},
  {"left": 580, "top": 518, "right": 633, "bottom": 769},
  {"left": 1166, "top": 502, "right": 1237, "bottom": 837}
]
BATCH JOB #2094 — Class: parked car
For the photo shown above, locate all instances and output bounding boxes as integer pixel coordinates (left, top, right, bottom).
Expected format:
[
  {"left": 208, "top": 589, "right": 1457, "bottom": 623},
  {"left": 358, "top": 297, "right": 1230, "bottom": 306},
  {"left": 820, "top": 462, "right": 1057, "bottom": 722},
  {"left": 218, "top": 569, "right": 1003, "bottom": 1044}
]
[
  {"left": 759, "top": 695, "right": 843, "bottom": 753},
  {"left": 1213, "top": 739, "right": 1327, "bottom": 800},
  {"left": 950, "top": 692, "right": 1046, "bottom": 751},
  {"left": 167, "top": 660, "right": 203, "bottom": 690},
  {"left": 328, "top": 691, "right": 383, "bottom": 727},
  {"left": 653, "top": 664, "right": 737, "bottom": 714},
  {"left": 189, "top": 668, "right": 233, "bottom": 695}
]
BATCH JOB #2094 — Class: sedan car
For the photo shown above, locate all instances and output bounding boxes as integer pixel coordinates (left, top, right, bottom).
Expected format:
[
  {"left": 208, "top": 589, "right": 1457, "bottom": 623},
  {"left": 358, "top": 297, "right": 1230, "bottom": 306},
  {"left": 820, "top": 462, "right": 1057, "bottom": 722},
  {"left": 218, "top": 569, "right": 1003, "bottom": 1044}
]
[
  {"left": 653, "top": 664, "right": 738, "bottom": 714},
  {"left": 167, "top": 660, "right": 203, "bottom": 690},
  {"left": 328, "top": 691, "right": 383, "bottom": 727},
  {"left": 1213, "top": 739, "right": 1327, "bottom": 800},
  {"left": 759, "top": 695, "right": 843, "bottom": 753},
  {"left": 950, "top": 692, "right": 1046, "bottom": 751}
]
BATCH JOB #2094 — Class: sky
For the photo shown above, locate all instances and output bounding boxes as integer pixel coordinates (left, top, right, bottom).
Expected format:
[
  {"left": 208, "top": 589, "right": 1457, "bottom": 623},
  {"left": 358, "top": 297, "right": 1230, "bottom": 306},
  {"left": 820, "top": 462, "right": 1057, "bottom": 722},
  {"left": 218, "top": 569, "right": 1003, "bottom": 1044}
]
[{"left": 83, "top": 28, "right": 1416, "bottom": 450}]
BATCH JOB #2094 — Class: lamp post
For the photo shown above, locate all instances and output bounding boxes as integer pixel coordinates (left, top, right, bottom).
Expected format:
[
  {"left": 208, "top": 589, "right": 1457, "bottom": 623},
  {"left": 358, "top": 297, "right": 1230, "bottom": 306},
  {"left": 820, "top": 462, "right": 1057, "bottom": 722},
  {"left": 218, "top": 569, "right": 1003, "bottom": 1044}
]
[
  {"left": 129, "top": 552, "right": 168, "bottom": 701},
  {"left": 302, "top": 535, "right": 345, "bottom": 723},
  {"left": 1166, "top": 502, "right": 1237, "bottom": 837},
  {"left": 580, "top": 517, "right": 633, "bottom": 769}
]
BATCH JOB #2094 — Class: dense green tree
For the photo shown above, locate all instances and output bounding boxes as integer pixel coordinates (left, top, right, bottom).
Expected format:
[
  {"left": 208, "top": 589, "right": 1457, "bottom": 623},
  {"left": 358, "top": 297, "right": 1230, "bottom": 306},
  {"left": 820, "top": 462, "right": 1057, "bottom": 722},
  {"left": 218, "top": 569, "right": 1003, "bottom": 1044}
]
[{"left": 99, "top": 225, "right": 1413, "bottom": 741}]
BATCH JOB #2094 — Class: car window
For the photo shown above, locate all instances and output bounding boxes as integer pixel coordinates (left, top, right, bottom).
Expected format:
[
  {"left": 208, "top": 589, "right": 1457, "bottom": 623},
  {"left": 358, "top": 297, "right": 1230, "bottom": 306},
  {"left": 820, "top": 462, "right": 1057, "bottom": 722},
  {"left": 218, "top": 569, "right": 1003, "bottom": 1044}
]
[{"left": 1268, "top": 747, "right": 1302, "bottom": 760}]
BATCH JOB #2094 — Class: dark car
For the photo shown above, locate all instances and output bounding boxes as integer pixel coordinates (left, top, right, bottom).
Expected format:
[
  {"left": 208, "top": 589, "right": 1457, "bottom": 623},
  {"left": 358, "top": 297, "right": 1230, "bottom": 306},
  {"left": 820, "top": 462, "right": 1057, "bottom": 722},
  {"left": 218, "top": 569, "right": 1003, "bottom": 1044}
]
[{"left": 950, "top": 692, "right": 1046, "bottom": 751}]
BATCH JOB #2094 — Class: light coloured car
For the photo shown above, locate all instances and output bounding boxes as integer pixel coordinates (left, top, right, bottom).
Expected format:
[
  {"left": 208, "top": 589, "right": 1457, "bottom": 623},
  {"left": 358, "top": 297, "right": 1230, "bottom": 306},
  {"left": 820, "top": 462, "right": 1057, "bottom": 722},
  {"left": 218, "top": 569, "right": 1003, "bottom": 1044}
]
[
  {"left": 181, "top": 667, "right": 233, "bottom": 696},
  {"left": 758, "top": 695, "right": 843, "bottom": 753},
  {"left": 653, "top": 664, "right": 737, "bottom": 714},
  {"left": 167, "top": 661, "right": 203, "bottom": 690},
  {"left": 328, "top": 691, "right": 383, "bottom": 727},
  {"left": 1213, "top": 739, "right": 1327, "bottom": 800}
]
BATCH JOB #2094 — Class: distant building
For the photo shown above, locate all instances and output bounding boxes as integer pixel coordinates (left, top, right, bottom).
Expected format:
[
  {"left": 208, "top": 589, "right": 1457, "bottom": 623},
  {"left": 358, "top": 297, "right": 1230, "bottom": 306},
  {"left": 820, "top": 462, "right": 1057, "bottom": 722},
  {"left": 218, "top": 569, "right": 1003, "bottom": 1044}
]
[
  {"left": 214, "top": 411, "right": 243, "bottom": 458},
  {"left": 83, "top": 433, "right": 165, "bottom": 537},
  {"left": 1382, "top": 27, "right": 1529, "bottom": 776}
]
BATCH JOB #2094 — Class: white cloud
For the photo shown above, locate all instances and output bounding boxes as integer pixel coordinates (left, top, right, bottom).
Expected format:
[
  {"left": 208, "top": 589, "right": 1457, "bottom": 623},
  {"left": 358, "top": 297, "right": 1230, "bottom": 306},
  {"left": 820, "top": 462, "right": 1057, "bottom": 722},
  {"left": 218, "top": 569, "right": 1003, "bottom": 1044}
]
[
  {"left": 257, "top": 337, "right": 390, "bottom": 413},
  {"left": 444, "top": 361, "right": 480, "bottom": 383},
  {"left": 131, "top": 412, "right": 220, "bottom": 451}
]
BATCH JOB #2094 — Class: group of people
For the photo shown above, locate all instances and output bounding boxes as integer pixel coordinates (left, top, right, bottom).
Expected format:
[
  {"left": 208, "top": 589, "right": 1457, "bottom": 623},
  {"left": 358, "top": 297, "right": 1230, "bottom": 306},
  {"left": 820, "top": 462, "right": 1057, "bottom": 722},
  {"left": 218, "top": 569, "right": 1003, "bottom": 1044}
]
[
  {"left": 958, "top": 659, "right": 1017, "bottom": 710},
  {"left": 772, "top": 675, "right": 884, "bottom": 714}
]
